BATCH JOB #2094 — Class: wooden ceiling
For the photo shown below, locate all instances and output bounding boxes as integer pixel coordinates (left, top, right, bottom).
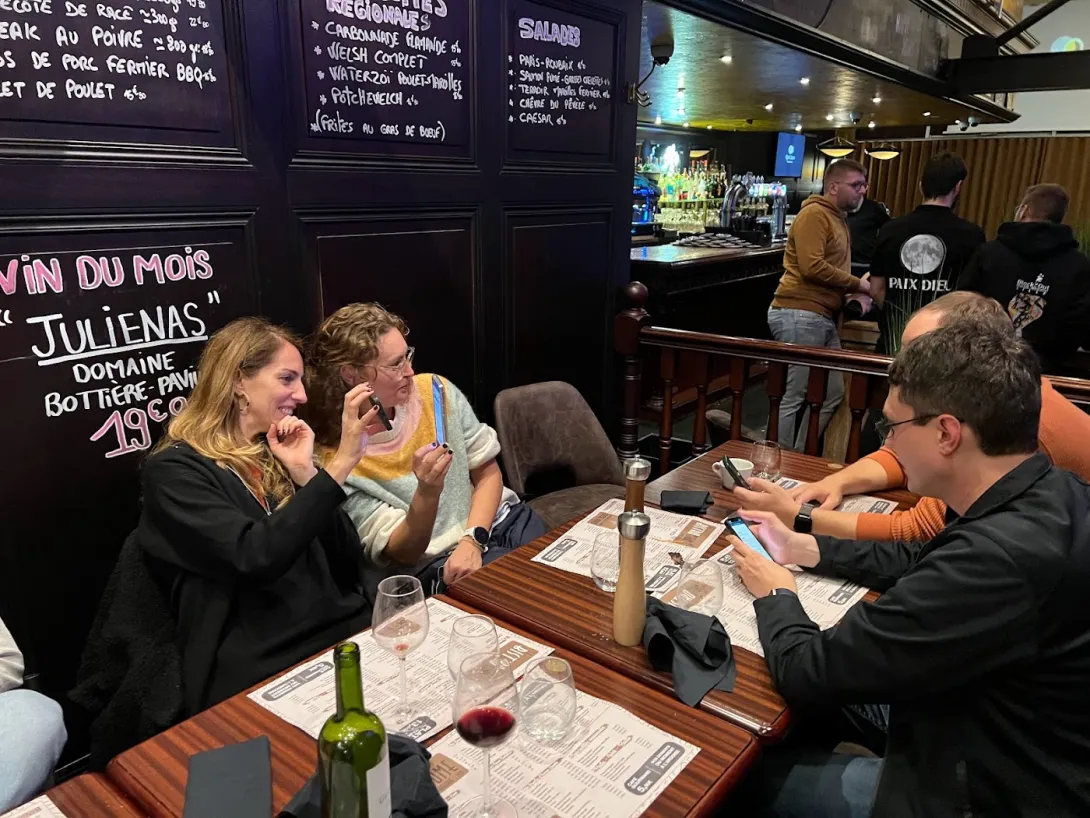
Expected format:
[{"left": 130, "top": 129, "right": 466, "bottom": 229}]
[{"left": 639, "top": 2, "right": 1012, "bottom": 132}]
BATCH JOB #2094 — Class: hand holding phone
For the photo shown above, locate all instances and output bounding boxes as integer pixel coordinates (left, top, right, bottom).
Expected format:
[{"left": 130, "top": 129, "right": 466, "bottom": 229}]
[
  {"left": 365, "top": 393, "right": 393, "bottom": 431},
  {"left": 432, "top": 375, "right": 447, "bottom": 445},
  {"left": 726, "top": 516, "right": 774, "bottom": 561},
  {"left": 722, "top": 457, "right": 752, "bottom": 491}
]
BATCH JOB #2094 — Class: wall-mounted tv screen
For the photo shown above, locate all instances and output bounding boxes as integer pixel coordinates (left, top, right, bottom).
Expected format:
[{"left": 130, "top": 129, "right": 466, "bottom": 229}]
[{"left": 774, "top": 132, "right": 805, "bottom": 178}]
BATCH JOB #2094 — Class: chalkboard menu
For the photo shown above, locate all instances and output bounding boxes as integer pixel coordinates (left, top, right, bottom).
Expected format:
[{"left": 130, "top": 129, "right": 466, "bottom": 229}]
[
  {"left": 0, "top": 0, "right": 231, "bottom": 132},
  {"left": 0, "top": 234, "right": 249, "bottom": 467},
  {"left": 300, "top": 0, "right": 470, "bottom": 147},
  {"left": 507, "top": 0, "right": 614, "bottom": 156}
]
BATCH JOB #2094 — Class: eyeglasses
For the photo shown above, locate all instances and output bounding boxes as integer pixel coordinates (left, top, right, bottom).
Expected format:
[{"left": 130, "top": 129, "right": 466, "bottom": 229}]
[
  {"left": 874, "top": 413, "right": 939, "bottom": 440},
  {"left": 846, "top": 180, "right": 869, "bottom": 191},
  {"left": 375, "top": 346, "right": 415, "bottom": 377}
]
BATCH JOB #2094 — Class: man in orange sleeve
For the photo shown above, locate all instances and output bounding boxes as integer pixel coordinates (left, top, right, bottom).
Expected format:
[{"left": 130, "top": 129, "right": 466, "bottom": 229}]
[{"left": 735, "top": 291, "right": 1090, "bottom": 540}]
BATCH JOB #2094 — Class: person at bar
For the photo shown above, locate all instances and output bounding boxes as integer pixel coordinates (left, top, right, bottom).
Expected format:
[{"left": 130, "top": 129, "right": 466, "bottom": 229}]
[
  {"left": 733, "top": 291, "right": 1090, "bottom": 542},
  {"left": 731, "top": 321, "right": 1090, "bottom": 817},
  {"left": 303, "top": 303, "right": 545, "bottom": 597},
  {"left": 0, "top": 616, "right": 67, "bottom": 812},
  {"left": 138, "top": 318, "right": 379, "bottom": 708},
  {"left": 767, "top": 158, "right": 872, "bottom": 451},
  {"left": 958, "top": 183, "right": 1090, "bottom": 375}
]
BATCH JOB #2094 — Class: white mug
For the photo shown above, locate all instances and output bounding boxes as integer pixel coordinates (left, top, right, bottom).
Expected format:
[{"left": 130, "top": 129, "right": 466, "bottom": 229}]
[{"left": 711, "top": 457, "right": 754, "bottom": 489}]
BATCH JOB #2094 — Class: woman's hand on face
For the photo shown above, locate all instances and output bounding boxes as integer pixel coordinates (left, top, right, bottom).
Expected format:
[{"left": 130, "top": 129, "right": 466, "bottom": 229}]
[
  {"left": 267, "top": 416, "right": 318, "bottom": 485},
  {"left": 412, "top": 442, "right": 453, "bottom": 499}
]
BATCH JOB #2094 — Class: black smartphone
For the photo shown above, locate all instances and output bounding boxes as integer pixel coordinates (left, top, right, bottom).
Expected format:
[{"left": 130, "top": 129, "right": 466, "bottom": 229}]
[
  {"left": 366, "top": 393, "right": 393, "bottom": 431},
  {"left": 722, "top": 456, "right": 752, "bottom": 491}
]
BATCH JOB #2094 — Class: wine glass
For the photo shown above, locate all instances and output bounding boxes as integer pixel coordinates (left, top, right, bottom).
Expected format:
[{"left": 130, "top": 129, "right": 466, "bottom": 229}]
[
  {"left": 372, "top": 575, "right": 430, "bottom": 728},
  {"left": 453, "top": 652, "right": 521, "bottom": 818},
  {"left": 519, "top": 657, "right": 577, "bottom": 743},
  {"left": 751, "top": 439, "right": 783, "bottom": 481},
  {"left": 591, "top": 531, "right": 620, "bottom": 593},
  {"left": 675, "top": 559, "right": 724, "bottom": 617},
  {"left": 448, "top": 615, "right": 499, "bottom": 680}
]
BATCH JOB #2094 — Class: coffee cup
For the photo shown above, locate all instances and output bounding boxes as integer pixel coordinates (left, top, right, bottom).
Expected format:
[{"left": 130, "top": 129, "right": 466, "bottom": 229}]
[{"left": 711, "top": 457, "right": 754, "bottom": 489}]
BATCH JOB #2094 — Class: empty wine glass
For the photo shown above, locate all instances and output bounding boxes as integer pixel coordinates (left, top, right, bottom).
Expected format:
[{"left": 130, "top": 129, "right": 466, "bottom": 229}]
[
  {"left": 751, "top": 439, "right": 783, "bottom": 481},
  {"left": 372, "top": 575, "right": 430, "bottom": 728},
  {"left": 519, "top": 657, "right": 577, "bottom": 743},
  {"left": 452, "top": 652, "right": 521, "bottom": 818},
  {"left": 448, "top": 615, "right": 499, "bottom": 680},
  {"left": 675, "top": 559, "right": 724, "bottom": 617},
  {"left": 591, "top": 531, "right": 620, "bottom": 593}
]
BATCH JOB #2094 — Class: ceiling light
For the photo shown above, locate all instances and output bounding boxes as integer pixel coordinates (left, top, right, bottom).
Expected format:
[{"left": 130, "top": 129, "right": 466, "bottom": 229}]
[
  {"left": 954, "top": 119, "right": 962, "bottom": 125},
  {"left": 872, "top": 96, "right": 882, "bottom": 104},
  {"left": 706, "top": 125, "right": 712, "bottom": 130},
  {"left": 868, "top": 120, "right": 876, "bottom": 129},
  {"left": 818, "top": 135, "right": 856, "bottom": 158},
  {"left": 800, "top": 77, "right": 810, "bottom": 86},
  {"left": 795, "top": 124, "right": 802, "bottom": 132},
  {"left": 923, "top": 111, "right": 932, "bottom": 117},
  {"left": 866, "top": 143, "right": 901, "bottom": 160},
  {"left": 682, "top": 121, "right": 689, "bottom": 127},
  {"left": 720, "top": 55, "right": 732, "bottom": 64},
  {"left": 764, "top": 103, "right": 773, "bottom": 111},
  {"left": 654, "top": 115, "right": 662, "bottom": 125},
  {"left": 826, "top": 114, "right": 834, "bottom": 121}
]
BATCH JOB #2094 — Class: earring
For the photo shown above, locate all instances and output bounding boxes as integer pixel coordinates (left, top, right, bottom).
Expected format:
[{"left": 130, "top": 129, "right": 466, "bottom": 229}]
[{"left": 238, "top": 394, "right": 251, "bottom": 415}]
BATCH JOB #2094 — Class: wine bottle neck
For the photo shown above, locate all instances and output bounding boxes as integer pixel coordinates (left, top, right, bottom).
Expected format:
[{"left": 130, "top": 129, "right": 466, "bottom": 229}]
[{"left": 333, "top": 643, "right": 366, "bottom": 715}]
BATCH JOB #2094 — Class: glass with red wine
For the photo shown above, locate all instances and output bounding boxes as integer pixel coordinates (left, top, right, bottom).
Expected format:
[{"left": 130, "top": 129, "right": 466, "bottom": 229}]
[
  {"left": 452, "top": 652, "right": 521, "bottom": 818},
  {"left": 372, "top": 575, "right": 430, "bottom": 729}
]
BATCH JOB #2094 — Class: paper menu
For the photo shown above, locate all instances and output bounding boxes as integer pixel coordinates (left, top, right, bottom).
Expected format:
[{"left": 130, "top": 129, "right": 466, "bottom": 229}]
[{"left": 0, "top": 796, "right": 66, "bottom": 818}]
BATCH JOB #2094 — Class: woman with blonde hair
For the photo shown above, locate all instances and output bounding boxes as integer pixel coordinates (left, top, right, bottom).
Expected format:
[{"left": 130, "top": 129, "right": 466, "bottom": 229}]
[
  {"left": 138, "top": 317, "right": 380, "bottom": 707},
  {"left": 305, "top": 303, "right": 544, "bottom": 595}
]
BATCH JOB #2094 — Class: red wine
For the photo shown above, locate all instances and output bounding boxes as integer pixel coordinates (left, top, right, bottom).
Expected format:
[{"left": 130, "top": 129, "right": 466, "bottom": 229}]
[{"left": 456, "top": 706, "right": 516, "bottom": 748}]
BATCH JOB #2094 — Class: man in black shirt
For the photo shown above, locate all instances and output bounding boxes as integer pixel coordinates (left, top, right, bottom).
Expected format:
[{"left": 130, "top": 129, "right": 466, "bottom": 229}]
[
  {"left": 869, "top": 153, "right": 986, "bottom": 355},
  {"left": 959, "top": 183, "right": 1090, "bottom": 374},
  {"left": 846, "top": 195, "right": 890, "bottom": 279}
]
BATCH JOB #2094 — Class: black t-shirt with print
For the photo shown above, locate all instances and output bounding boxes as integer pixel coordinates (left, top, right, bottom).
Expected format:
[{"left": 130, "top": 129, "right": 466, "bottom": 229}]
[{"left": 870, "top": 204, "right": 986, "bottom": 354}]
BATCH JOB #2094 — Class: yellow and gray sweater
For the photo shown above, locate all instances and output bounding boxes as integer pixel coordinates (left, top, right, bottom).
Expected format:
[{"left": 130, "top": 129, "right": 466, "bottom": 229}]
[{"left": 340, "top": 373, "right": 518, "bottom": 569}]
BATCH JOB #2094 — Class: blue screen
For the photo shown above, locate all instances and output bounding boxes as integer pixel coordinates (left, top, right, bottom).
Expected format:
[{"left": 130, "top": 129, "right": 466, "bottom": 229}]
[
  {"left": 774, "top": 132, "right": 805, "bottom": 178},
  {"left": 727, "top": 518, "right": 774, "bottom": 561}
]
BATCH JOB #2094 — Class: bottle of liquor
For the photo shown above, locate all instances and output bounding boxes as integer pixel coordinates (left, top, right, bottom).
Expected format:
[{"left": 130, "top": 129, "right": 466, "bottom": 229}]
[{"left": 319, "top": 642, "right": 391, "bottom": 818}]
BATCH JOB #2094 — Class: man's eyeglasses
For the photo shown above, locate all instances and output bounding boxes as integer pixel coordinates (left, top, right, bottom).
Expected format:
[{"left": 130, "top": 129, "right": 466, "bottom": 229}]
[
  {"left": 375, "top": 346, "right": 415, "bottom": 377},
  {"left": 874, "top": 413, "right": 939, "bottom": 440},
  {"left": 846, "top": 180, "right": 869, "bottom": 191}
]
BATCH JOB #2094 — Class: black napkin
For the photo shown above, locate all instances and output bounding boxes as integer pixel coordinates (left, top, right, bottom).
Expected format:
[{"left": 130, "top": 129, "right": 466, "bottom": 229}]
[
  {"left": 659, "top": 490, "right": 712, "bottom": 514},
  {"left": 643, "top": 597, "right": 737, "bottom": 707},
  {"left": 279, "top": 734, "right": 448, "bottom": 818},
  {"left": 184, "top": 737, "right": 272, "bottom": 818}
]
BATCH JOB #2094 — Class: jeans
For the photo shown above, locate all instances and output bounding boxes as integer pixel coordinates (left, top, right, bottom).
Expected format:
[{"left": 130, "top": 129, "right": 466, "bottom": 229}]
[
  {"left": 767, "top": 307, "right": 845, "bottom": 451},
  {"left": 761, "top": 751, "right": 882, "bottom": 818},
  {"left": 0, "top": 689, "right": 67, "bottom": 812}
]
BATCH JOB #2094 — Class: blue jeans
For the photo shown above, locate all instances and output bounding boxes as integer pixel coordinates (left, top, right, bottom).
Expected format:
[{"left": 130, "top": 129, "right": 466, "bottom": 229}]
[
  {"left": 0, "top": 689, "right": 67, "bottom": 812},
  {"left": 767, "top": 307, "right": 845, "bottom": 451},
  {"left": 762, "top": 751, "right": 882, "bottom": 818}
]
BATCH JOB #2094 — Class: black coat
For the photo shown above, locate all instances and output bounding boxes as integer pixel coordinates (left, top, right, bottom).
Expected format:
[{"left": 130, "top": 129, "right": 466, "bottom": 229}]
[
  {"left": 960, "top": 221, "right": 1090, "bottom": 373},
  {"left": 755, "top": 454, "right": 1090, "bottom": 817}
]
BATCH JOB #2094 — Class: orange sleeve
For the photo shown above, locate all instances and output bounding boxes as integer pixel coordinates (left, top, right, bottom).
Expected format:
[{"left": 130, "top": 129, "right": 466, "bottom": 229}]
[
  {"left": 854, "top": 497, "right": 948, "bottom": 542},
  {"left": 865, "top": 446, "right": 908, "bottom": 489}
]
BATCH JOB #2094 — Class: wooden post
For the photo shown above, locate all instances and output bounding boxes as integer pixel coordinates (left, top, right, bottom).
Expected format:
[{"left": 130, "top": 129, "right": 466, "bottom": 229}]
[
  {"left": 614, "top": 281, "right": 650, "bottom": 460},
  {"left": 803, "top": 367, "right": 828, "bottom": 456},
  {"left": 765, "top": 361, "right": 787, "bottom": 444},
  {"left": 691, "top": 352, "right": 711, "bottom": 455},
  {"left": 659, "top": 347, "right": 677, "bottom": 475},
  {"left": 728, "top": 357, "right": 747, "bottom": 441}
]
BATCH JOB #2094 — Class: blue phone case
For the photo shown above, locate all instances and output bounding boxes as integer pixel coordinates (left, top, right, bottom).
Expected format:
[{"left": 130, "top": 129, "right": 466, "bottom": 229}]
[
  {"left": 432, "top": 376, "right": 446, "bottom": 444},
  {"left": 727, "top": 517, "right": 774, "bottom": 561}
]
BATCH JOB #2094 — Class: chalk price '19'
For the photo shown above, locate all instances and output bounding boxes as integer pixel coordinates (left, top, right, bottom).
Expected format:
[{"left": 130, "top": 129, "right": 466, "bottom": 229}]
[{"left": 90, "top": 397, "right": 188, "bottom": 459}]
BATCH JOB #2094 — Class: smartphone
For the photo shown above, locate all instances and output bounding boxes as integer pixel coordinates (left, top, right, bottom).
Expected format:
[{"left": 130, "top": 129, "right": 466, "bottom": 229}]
[
  {"left": 722, "top": 456, "right": 752, "bottom": 491},
  {"left": 726, "top": 516, "right": 773, "bottom": 561},
  {"left": 432, "top": 375, "right": 447, "bottom": 445},
  {"left": 367, "top": 393, "right": 393, "bottom": 431}
]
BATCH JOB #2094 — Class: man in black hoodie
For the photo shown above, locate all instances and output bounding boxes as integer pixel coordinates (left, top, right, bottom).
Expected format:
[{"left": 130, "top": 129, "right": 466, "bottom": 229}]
[{"left": 959, "top": 183, "right": 1090, "bottom": 374}]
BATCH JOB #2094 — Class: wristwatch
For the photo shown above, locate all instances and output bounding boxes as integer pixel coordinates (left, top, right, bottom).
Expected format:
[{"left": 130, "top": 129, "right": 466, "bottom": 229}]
[
  {"left": 462, "top": 526, "right": 489, "bottom": 554},
  {"left": 793, "top": 502, "right": 816, "bottom": 534},
  {"left": 769, "top": 588, "right": 798, "bottom": 599}
]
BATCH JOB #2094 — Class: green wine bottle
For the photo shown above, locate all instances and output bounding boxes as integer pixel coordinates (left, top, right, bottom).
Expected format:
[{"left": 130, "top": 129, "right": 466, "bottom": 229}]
[{"left": 319, "top": 642, "right": 391, "bottom": 818}]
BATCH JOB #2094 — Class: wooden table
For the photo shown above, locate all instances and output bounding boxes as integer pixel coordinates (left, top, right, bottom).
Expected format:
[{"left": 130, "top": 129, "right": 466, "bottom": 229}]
[
  {"left": 106, "top": 597, "right": 759, "bottom": 818},
  {"left": 448, "top": 442, "right": 918, "bottom": 744},
  {"left": 646, "top": 440, "right": 919, "bottom": 522},
  {"left": 32, "top": 774, "right": 146, "bottom": 817}
]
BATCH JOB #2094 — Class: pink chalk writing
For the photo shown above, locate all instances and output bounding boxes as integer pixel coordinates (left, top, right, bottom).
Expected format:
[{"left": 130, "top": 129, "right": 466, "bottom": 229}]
[{"left": 1, "top": 246, "right": 215, "bottom": 296}]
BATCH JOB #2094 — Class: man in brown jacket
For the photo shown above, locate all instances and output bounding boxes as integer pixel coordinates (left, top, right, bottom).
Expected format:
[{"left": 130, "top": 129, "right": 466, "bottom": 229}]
[{"left": 768, "top": 158, "right": 871, "bottom": 450}]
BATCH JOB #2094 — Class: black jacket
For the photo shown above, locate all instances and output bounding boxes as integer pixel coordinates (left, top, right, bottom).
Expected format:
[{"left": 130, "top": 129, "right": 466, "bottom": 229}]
[
  {"left": 846, "top": 198, "right": 890, "bottom": 270},
  {"left": 755, "top": 454, "right": 1090, "bottom": 817},
  {"left": 959, "top": 221, "right": 1090, "bottom": 373},
  {"left": 138, "top": 443, "right": 373, "bottom": 710}
]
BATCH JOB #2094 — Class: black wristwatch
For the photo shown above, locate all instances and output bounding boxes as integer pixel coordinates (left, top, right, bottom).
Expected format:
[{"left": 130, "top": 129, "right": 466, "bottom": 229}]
[
  {"left": 462, "top": 526, "right": 489, "bottom": 554},
  {"left": 793, "top": 502, "right": 816, "bottom": 534},
  {"left": 769, "top": 588, "right": 798, "bottom": 599}
]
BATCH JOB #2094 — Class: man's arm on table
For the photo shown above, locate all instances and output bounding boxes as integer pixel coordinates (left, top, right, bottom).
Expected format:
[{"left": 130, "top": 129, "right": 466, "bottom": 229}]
[{"left": 754, "top": 535, "right": 1035, "bottom": 708}]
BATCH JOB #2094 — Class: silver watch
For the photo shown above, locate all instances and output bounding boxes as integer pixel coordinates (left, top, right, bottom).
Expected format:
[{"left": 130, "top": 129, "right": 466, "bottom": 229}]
[{"left": 462, "top": 526, "right": 489, "bottom": 554}]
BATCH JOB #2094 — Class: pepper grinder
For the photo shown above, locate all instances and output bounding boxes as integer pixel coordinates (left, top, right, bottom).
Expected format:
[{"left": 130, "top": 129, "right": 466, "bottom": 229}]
[
  {"left": 623, "top": 457, "right": 651, "bottom": 513},
  {"left": 613, "top": 511, "right": 651, "bottom": 646}
]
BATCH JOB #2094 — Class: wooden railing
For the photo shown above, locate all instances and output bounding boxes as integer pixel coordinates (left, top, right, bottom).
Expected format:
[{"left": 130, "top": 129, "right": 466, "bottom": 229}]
[{"left": 615, "top": 281, "right": 1090, "bottom": 473}]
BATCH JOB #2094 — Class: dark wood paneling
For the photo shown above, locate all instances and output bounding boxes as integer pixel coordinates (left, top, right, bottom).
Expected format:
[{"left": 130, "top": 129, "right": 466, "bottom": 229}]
[{"left": 311, "top": 213, "right": 479, "bottom": 401}]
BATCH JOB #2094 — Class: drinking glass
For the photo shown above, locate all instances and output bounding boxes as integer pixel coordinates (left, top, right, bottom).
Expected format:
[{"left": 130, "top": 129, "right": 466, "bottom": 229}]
[
  {"left": 452, "top": 652, "right": 521, "bottom": 818},
  {"left": 519, "top": 657, "right": 577, "bottom": 743},
  {"left": 591, "top": 531, "right": 620, "bottom": 593},
  {"left": 372, "top": 575, "right": 430, "bottom": 728},
  {"left": 751, "top": 439, "right": 783, "bottom": 481},
  {"left": 448, "top": 615, "right": 499, "bottom": 680},
  {"left": 675, "top": 560, "right": 724, "bottom": 617}
]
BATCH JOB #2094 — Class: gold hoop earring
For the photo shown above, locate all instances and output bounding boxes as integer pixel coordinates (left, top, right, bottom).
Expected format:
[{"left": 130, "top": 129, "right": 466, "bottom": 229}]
[{"left": 238, "top": 395, "right": 251, "bottom": 415}]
